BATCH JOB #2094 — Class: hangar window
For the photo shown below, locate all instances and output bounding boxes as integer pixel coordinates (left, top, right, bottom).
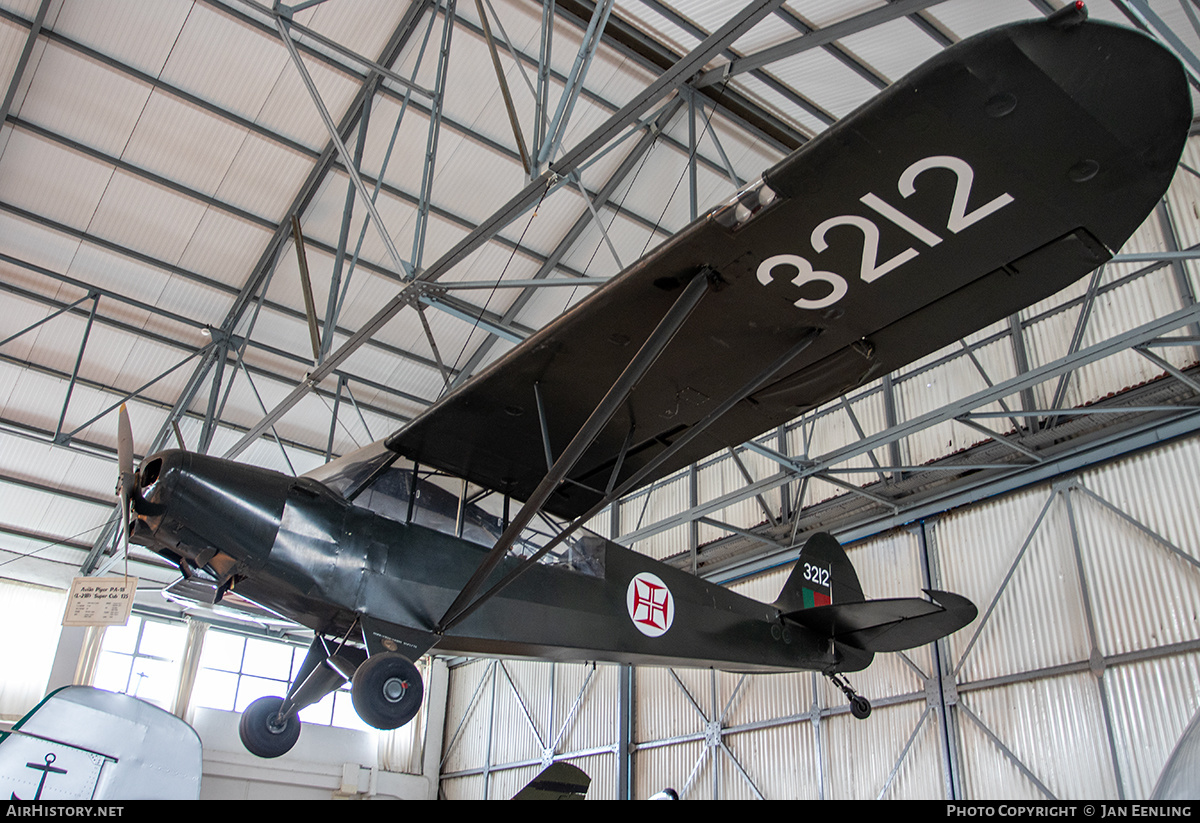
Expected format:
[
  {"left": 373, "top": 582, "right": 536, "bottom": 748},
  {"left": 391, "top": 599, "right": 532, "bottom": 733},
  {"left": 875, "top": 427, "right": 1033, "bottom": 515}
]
[
  {"left": 93, "top": 614, "right": 187, "bottom": 711},
  {"left": 191, "top": 628, "right": 371, "bottom": 731}
]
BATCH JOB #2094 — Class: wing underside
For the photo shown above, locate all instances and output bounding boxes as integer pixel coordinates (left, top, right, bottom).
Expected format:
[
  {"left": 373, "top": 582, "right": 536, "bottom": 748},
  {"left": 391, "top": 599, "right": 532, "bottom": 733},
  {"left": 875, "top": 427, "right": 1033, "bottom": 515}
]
[{"left": 387, "top": 17, "right": 1189, "bottom": 520}]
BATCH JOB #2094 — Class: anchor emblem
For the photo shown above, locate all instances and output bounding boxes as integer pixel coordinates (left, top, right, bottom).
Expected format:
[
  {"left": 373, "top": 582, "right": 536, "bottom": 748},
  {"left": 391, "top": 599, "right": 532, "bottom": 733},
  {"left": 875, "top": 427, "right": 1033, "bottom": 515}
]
[{"left": 11, "top": 752, "right": 67, "bottom": 801}]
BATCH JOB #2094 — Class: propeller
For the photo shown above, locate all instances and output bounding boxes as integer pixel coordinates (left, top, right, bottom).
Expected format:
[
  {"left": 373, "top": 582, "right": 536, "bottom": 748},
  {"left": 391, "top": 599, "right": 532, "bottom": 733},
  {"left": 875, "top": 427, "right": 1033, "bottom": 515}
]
[{"left": 115, "top": 403, "right": 135, "bottom": 558}]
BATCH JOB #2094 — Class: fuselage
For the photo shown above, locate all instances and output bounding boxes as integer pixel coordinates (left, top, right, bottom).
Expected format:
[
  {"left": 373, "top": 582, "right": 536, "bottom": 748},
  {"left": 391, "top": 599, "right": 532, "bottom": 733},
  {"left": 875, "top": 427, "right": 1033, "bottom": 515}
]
[{"left": 131, "top": 449, "right": 866, "bottom": 675}]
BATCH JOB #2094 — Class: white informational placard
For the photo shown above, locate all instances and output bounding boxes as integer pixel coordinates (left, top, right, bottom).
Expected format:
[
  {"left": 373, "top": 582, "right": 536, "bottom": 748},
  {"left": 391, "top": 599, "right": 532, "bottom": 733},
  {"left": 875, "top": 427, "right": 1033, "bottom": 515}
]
[{"left": 62, "top": 576, "right": 138, "bottom": 626}]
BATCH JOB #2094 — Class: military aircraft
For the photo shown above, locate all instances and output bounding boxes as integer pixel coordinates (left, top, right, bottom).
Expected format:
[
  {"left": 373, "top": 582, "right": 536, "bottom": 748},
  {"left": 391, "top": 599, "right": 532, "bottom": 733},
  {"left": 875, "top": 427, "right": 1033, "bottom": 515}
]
[{"left": 115, "top": 5, "right": 1190, "bottom": 759}]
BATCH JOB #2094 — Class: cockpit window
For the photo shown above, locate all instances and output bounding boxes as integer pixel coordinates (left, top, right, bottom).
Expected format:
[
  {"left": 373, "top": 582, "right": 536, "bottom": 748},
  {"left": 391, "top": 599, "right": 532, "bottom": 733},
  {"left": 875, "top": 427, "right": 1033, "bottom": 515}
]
[{"left": 305, "top": 442, "right": 605, "bottom": 578}]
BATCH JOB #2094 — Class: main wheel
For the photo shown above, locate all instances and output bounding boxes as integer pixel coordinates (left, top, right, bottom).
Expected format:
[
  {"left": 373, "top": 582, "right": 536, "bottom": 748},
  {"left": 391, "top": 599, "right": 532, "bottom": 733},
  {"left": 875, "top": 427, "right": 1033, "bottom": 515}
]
[
  {"left": 850, "top": 695, "right": 872, "bottom": 720},
  {"left": 351, "top": 652, "right": 423, "bottom": 730},
  {"left": 239, "top": 696, "right": 301, "bottom": 758}
]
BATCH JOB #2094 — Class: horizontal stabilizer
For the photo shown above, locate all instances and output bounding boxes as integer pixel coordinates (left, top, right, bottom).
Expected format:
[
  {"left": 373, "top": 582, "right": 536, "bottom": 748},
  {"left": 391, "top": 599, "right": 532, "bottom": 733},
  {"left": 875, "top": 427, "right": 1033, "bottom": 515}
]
[
  {"left": 785, "top": 590, "right": 977, "bottom": 652},
  {"left": 513, "top": 762, "right": 590, "bottom": 800}
]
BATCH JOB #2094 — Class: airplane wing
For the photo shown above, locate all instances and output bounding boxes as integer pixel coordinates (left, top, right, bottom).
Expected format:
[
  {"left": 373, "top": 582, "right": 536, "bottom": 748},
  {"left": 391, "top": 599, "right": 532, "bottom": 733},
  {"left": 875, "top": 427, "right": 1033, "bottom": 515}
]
[{"left": 387, "top": 15, "right": 1189, "bottom": 520}]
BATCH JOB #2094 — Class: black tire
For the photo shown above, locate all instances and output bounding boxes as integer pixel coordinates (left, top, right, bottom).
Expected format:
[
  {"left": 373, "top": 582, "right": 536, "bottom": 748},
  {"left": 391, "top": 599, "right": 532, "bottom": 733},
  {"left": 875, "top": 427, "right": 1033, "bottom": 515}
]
[
  {"left": 239, "top": 696, "right": 301, "bottom": 758},
  {"left": 850, "top": 695, "right": 872, "bottom": 720},
  {"left": 351, "top": 652, "right": 423, "bottom": 730}
]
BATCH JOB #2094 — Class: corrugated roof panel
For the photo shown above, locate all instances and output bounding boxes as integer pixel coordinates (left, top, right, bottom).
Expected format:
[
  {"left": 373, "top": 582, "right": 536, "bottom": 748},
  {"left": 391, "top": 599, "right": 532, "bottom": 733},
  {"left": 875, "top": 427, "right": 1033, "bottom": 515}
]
[
  {"left": 786, "top": 0, "right": 890, "bottom": 30},
  {"left": 158, "top": 2, "right": 293, "bottom": 133},
  {"left": 52, "top": 0, "right": 192, "bottom": 76},
  {"left": 213, "top": 130, "right": 316, "bottom": 223},
  {"left": 835, "top": 14, "right": 943, "bottom": 83},
  {"left": 320, "top": 262, "right": 405, "bottom": 340},
  {"left": 558, "top": 203, "right": 667, "bottom": 278},
  {"left": 420, "top": 138, "right": 529, "bottom": 228},
  {"left": 893, "top": 335, "right": 1016, "bottom": 466},
  {"left": 1020, "top": 272, "right": 1191, "bottom": 413},
  {"left": 729, "top": 9, "right": 807, "bottom": 58},
  {"left": 356, "top": 98, "right": 434, "bottom": 197},
  {"left": 4, "top": 309, "right": 98, "bottom": 393},
  {"left": 84, "top": 168, "right": 208, "bottom": 265},
  {"left": 0, "top": 15, "right": 32, "bottom": 102},
  {"left": 303, "top": 0, "right": 408, "bottom": 67},
  {"left": 256, "top": 48, "right": 362, "bottom": 151},
  {"left": 175, "top": 208, "right": 274, "bottom": 290},
  {"left": 731, "top": 72, "right": 829, "bottom": 136},
  {"left": 0, "top": 128, "right": 112, "bottom": 228},
  {"left": 296, "top": 168, "right": 381, "bottom": 263},
  {"left": 437, "top": 29, "right": 537, "bottom": 157},
  {"left": 0, "top": 289, "right": 53, "bottom": 364},
  {"left": 766, "top": 44, "right": 880, "bottom": 120},
  {"left": 612, "top": 0, "right": 701, "bottom": 60},
  {"left": 698, "top": 457, "right": 766, "bottom": 536},
  {"left": 14, "top": 39, "right": 149, "bottom": 158},
  {"left": 119, "top": 90, "right": 251, "bottom": 201},
  {"left": 493, "top": 187, "right": 589, "bottom": 265},
  {"left": 328, "top": 180, "right": 422, "bottom": 274},
  {"left": 622, "top": 473, "right": 689, "bottom": 560},
  {"left": 922, "top": 0, "right": 1039, "bottom": 40},
  {"left": 0, "top": 210, "right": 85, "bottom": 282}
]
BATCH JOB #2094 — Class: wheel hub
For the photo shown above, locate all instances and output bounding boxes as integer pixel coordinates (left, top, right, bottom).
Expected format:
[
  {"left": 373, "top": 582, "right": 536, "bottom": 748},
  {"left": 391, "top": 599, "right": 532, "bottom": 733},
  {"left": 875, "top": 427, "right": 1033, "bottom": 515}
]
[{"left": 383, "top": 676, "right": 408, "bottom": 703}]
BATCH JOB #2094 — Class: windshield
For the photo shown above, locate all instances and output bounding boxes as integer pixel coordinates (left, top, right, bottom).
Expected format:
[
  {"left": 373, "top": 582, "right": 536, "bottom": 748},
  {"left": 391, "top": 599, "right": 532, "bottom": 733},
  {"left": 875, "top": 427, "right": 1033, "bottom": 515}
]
[{"left": 306, "top": 441, "right": 606, "bottom": 578}]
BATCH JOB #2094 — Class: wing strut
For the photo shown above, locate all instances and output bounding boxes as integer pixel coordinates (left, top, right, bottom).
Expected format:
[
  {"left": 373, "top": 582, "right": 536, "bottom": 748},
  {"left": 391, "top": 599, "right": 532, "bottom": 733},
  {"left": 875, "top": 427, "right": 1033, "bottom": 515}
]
[
  {"left": 439, "top": 325, "right": 821, "bottom": 633},
  {"left": 436, "top": 269, "right": 717, "bottom": 632}
]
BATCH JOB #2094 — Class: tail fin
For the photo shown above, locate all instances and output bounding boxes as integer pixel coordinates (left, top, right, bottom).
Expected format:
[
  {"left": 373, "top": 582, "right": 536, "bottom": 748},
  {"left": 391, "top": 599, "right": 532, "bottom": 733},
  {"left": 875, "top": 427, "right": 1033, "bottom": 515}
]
[
  {"left": 773, "top": 532, "right": 865, "bottom": 613},
  {"left": 775, "top": 532, "right": 977, "bottom": 654}
]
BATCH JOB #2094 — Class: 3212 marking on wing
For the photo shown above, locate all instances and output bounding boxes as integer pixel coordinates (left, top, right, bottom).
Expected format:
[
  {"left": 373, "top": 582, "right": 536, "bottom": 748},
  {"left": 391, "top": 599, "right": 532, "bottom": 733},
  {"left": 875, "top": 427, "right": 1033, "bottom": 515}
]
[{"left": 756, "top": 155, "right": 1014, "bottom": 310}]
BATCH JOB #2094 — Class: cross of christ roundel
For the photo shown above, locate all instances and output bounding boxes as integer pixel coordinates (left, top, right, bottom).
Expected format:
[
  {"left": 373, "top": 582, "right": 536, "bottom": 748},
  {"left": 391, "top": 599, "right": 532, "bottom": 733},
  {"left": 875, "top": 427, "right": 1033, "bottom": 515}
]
[{"left": 626, "top": 572, "right": 675, "bottom": 637}]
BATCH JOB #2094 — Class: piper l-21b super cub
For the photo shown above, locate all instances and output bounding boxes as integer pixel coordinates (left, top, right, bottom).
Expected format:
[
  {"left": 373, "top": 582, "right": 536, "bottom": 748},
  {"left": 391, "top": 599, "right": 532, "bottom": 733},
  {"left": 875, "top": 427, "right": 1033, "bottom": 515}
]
[{"left": 119, "top": 5, "right": 1190, "bottom": 758}]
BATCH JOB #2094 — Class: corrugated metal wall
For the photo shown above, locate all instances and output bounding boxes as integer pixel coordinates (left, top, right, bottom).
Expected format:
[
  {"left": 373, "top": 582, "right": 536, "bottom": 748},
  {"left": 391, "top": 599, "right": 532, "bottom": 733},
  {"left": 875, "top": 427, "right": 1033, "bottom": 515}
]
[
  {"left": 439, "top": 435, "right": 1200, "bottom": 799},
  {"left": 439, "top": 658, "right": 622, "bottom": 799}
]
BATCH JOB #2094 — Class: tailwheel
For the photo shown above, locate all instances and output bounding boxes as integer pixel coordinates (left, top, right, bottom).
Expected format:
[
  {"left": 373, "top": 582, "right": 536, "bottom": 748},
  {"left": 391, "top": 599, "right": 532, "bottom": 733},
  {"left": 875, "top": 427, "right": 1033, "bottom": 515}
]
[
  {"left": 239, "top": 696, "right": 301, "bottom": 758},
  {"left": 351, "top": 652, "right": 424, "bottom": 730},
  {"left": 827, "top": 672, "right": 872, "bottom": 720}
]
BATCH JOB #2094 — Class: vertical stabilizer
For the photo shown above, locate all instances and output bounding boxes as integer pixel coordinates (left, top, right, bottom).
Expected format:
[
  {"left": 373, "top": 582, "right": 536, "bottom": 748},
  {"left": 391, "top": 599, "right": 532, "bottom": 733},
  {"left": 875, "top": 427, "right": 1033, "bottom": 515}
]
[{"left": 773, "top": 532, "right": 865, "bottom": 614}]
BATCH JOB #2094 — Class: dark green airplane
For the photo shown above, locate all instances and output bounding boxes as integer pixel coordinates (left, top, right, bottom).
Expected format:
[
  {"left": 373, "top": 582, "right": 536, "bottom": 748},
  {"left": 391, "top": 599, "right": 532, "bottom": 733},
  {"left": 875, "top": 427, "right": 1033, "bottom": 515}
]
[{"left": 120, "top": 4, "right": 1189, "bottom": 758}]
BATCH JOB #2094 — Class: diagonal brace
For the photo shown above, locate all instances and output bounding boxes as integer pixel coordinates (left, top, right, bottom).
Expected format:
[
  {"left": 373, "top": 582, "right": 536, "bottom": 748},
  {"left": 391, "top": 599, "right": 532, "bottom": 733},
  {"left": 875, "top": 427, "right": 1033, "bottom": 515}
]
[{"left": 437, "top": 269, "right": 716, "bottom": 631}]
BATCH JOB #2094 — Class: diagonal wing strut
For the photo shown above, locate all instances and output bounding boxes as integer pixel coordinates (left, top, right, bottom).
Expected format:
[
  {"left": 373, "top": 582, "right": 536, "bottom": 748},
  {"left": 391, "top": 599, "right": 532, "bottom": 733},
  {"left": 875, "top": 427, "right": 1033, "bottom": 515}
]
[
  {"left": 438, "top": 324, "right": 821, "bottom": 633},
  {"left": 435, "top": 268, "right": 717, "bottom": 632}
]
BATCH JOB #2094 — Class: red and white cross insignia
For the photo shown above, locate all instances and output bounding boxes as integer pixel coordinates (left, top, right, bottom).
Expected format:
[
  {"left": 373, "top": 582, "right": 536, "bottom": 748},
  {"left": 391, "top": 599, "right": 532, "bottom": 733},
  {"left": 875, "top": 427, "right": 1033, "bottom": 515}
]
[{"left": 626, "top": 572, "right": 674, "bottom": 637}]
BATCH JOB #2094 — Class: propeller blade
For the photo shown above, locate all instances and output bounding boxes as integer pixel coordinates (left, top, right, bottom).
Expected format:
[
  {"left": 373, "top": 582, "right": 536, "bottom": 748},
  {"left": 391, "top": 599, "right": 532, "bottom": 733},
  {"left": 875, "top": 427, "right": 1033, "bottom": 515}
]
[{"left": 117, "top": 403, "right": 135, "bottom": 501}]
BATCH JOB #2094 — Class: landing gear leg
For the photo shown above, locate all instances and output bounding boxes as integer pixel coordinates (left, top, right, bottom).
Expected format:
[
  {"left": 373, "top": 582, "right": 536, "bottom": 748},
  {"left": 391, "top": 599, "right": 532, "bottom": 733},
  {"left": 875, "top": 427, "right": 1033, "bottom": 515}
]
[
  {"left": 827, "top": 672, "right": 872, "bottom": 720},
  {"left": 236, "top": 634, "right": 366, "bottom": 758}
]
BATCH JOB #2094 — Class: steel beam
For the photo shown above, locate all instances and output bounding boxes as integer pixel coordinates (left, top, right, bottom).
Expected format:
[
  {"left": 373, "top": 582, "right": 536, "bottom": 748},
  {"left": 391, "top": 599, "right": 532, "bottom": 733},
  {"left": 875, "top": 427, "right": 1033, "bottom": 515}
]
[
  {"left": 618, "top": 304, "right": 1200, "bottom": 550},
  {"left": 225, "top": 0, "right": 781, "bottom": 455}
]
